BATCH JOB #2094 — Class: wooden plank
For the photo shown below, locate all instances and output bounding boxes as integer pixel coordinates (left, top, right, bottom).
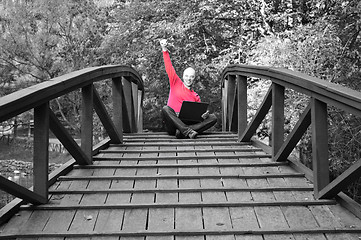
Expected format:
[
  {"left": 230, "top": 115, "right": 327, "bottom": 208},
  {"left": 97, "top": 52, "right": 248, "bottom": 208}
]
[
  {"left": 76, "top": 161, "right": 283, "bottom": 169},
  {"left": 311, "top": 98, "right": 329, "bottom": 198},
  {"left": 0, "top": 210, "right": 32, "bottom": 235},
  {"left": 309, "top": 205, "right": 353, "bottom": 240},
  {"left": 271, "top": 83, "right": 285, "bottom": 158},
  {"left": 255, "top": 206, "right": 293, "bottom": 240},
  {"left": 219, "top": 158, "right": 252, "bottom": 202},
  {"left": 240, "top": 86, "right": 272, "bottom": 142},
  {"left": 156, "top": 150, "right": 178, "bottom": 204},
  {"left": 42, "top": 210, "right": 75, "bottom": 234},
  {"left": 148, "top": 154, "right": 176, "bottom": 240},
  {"left": 101, "top": 147, "right": 262, "bottom": 154},
  {"left": 176, "top": 147, "right": 203, "bottom": 240},
  {"left": 122, "top": 151, "right": 154, "bottom": 240},
  {"left": 93, "top": 153, "right": 272, "bottom": 161},
  {"left": 49, "top": 185, "right": 313, "bottom": 195},
  {"left": 3, "top": 227, "right": 361, "bottom": 238}
]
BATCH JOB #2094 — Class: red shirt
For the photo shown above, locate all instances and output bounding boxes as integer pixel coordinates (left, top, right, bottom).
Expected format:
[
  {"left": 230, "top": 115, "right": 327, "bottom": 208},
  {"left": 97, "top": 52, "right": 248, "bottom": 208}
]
[{"left": 163, "top": 51, "right": 200, "bottom": 112}]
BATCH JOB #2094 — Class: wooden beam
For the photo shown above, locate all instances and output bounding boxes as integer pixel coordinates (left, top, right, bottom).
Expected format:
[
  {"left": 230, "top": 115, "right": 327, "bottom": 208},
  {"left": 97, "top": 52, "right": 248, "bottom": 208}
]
[
  {"left": 112, "top": 77, "right": 124, "bottom": 142},
  {"left": 237, "top": 75, "right": 247, "bottom": 139},
  {"left": 137, "top": 89, "right": 143, "bottom": 132},
  {"left": 49, "top": 110, "right": 91, "bottom": 165},
  {"left": 222, "top": 79, "right": 228, "bottom": 131},
  {"left": 274, "top": 103, "right": 311, "bottom": 162},
  {"left": 75, "top": 161, "right": 288, "bottom": 169},
  {"left": 33, "top": 103, "right": 49, "bottom": 202},
  {"left": 240, "top": 86, "right": 272, "bottom": 142},
  {"left": 3, "top": 227, "right": 361, "bottom": 239},
  {"left": 93, "top": 88, "right": 122, "bottom": 143},
  {"left": 58, "top": 172, "right": 303, "bottom": 181},
  {"left": 272, "top": 83, "right": 285, "bottom": 158},
  {"left": 319, "top": 158, "right": 361, "bottom": 199},
  {"left": 81, "top": 84, "right": 93, "bottom": 161},
  {"left": 122, "top": 77, "right": 135, "bottom": 132},
  {"left": 93, "top": 153, "right": 271, "bottom": 161},
  {"left": 0, "top": 176, "right": 46, "bottom": 204},
  {"left": 111, "top": 142, "right": 251, "bottom": 147},
  {"left": 131, "top": 82, "right": 138, "bottom": 132},
  {"left": 0, "top": 65, "right": 143, "bottom": 123},
  {"left": 226, "top": 75, "right": 237, "bottom": 131},
  {"left": 49, "top": 186, "right": 312, "bottom": 194},
  {"left": 100, "top": 148, "right": 263, "bottom": 154},
  {"left": 311, "top": 97, "right": 329, "bottom": 198},
  {"left": 24, "top": 200, "right": 335, "bottom": 211}
]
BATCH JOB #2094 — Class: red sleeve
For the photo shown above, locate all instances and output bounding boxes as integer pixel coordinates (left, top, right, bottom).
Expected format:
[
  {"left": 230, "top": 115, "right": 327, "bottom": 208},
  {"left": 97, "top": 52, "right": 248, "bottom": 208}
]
[{"left": 163, "top": 51, "right": 179, "bottom": 86}]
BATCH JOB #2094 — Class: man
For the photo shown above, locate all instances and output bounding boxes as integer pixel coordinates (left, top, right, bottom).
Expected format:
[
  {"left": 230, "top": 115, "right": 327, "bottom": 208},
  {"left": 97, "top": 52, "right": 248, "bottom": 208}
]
[{"left": 160, "top": 39, "right": 217, "bottom": 139}]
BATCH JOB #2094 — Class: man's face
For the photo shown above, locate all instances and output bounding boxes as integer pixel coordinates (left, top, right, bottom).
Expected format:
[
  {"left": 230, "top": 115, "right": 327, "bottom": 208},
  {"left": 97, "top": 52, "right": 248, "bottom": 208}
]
[{"left": 183, "top": 68, "right": 196, "bottom": 89}]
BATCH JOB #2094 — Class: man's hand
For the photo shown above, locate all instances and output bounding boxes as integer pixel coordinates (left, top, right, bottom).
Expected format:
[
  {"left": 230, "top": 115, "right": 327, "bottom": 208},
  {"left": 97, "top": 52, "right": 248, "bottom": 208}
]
[
  {"left": 201, "top": 110, "right": 210, "bottom": 120},
  {"left": 159, "top": 39, "right": 168, "bottom": 52}
]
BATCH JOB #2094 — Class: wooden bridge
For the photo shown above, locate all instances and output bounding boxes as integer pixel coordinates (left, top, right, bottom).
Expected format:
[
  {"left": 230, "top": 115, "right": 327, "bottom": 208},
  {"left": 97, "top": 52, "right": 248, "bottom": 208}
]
[{"left": 1, "top": 64, "right": 361, "bottom": 239}]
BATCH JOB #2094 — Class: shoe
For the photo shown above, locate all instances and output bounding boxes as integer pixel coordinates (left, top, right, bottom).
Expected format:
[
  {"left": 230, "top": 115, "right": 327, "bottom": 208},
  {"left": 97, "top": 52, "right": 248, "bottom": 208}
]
[
  {"left": 175, "top": 129, "right": 183, "bottom": 139},
  {"left": 187, "top": 129, "right": 198, "bottom": 139}
]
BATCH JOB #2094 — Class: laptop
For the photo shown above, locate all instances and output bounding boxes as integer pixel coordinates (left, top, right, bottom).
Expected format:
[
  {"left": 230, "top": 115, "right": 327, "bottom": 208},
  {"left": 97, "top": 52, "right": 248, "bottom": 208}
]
[{"left": 178, "top": 101, "right": 209, "bottom": 124}]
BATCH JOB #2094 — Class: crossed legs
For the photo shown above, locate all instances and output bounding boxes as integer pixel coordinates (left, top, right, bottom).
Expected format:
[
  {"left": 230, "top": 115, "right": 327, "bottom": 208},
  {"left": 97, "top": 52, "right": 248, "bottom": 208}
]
[{"left": 162, "top": 105, "right": 217, "bottom": 138}]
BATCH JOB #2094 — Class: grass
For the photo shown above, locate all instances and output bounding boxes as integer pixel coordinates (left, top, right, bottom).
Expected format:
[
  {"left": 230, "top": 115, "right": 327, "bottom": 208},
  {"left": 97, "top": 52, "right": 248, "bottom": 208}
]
[{"left": 0, "top": 137, "right": 70, "bottom": 164}]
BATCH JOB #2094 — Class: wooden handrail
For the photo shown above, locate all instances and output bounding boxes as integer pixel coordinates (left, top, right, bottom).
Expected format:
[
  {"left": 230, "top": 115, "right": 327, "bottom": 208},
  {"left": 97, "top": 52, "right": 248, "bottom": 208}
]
[
  {"left": 0, "top": 65, "right": 144, "bottom": 205},
  {"left": 221, "top": 64, "right": 361, "bottom": 199}
]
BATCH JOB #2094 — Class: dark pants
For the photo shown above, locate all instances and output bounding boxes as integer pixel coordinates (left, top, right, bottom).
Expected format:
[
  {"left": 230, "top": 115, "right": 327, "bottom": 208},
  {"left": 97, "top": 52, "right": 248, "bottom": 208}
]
[{"left": 162, "top": 105, "right": 217, "bottom": 136}]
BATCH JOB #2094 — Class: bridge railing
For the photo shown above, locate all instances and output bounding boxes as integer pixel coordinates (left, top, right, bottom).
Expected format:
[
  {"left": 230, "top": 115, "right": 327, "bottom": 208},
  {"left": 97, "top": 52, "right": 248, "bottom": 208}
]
[
  {"left": 221, "top": 65, "right": 361, "bottom": 200},
  {"left": 0, "top": 65, "right": 144, "bottom": 206}
]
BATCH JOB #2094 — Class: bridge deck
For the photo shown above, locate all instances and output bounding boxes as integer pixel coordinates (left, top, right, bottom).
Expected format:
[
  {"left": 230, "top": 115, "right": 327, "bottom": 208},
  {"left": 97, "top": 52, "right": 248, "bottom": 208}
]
[{"left": 1, "top": 132, "right": 361, "bottom": 239}]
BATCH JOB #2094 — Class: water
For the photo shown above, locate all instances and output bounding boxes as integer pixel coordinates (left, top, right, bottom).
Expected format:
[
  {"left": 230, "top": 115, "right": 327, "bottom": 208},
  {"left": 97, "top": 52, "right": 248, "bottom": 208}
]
[{"left": 0, "top": 172, "right": 33, "bottom": 208}]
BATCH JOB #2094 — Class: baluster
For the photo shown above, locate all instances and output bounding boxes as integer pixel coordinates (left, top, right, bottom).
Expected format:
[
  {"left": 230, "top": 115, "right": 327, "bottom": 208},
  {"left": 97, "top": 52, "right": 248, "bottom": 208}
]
[
  {"left": 112, "top": 77, "right": 124, "bottom": 142},
  {"left": 81, "top": 84, "right": 93, "bottom": 161},
  {"left": 237, "top": 75, "right": 247, "bottom": 140},
  {"left": 33, "top": 103, "right": 49, "bottom": 203},
  {"left": 272, "top": 83, "right": 285, "bottom": 158},
  {"left": 311, "top": 97, "right": 329, "bottom": 198}
]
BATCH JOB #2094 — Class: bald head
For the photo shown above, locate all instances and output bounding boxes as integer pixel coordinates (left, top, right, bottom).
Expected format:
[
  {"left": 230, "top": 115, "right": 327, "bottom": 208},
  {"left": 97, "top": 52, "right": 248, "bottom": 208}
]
[{"left": 182, "top": 67, "right": 196, "bottom": 89}]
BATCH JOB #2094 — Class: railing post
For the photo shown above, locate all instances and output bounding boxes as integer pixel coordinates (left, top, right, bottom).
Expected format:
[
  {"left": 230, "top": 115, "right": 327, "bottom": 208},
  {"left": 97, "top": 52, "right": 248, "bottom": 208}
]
[
  {"left": 272, "top": 83, "right": 285, "bottom": 159},
  {"left": 131, "top": 82, "right": 138, "bottom": 132},
  {"left": 137, "top": 89, "right": 143, "bottom": 132},
  {"left": 33, "top": 103, "right": 49, "bottom": 203},
  {"left": 122, "top": 77, "right": 135, "bottom": 132},
  {"left": 311, "top": 97, "right": 329, "bottom": 198},
  {"left": 222, "top": 78, "right": 228, "bottom": 131},
  {"left": 237, "top": 75, "right": 247, "bottom": 140},
  {"left": 81, "top": 84, "right": 93, "bottom": 161},
  {"left": 227, "top": 75, "right": 237, "bottom": 131},
  {"left": 112, "top": 77, "right": 123, "bottom": 142}
]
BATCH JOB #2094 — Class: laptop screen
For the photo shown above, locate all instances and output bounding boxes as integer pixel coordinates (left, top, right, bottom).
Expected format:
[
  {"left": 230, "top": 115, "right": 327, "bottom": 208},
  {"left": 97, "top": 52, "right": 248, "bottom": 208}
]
[{"left": 178, "top": 101, "right": 209, "bottom": 124}]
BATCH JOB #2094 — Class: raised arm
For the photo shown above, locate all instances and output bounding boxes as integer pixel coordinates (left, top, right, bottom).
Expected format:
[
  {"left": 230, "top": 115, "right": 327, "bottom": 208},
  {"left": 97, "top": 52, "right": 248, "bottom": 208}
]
[{"left": 159, "top": 39, "right": 178, "bottom": 85}]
